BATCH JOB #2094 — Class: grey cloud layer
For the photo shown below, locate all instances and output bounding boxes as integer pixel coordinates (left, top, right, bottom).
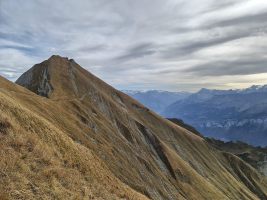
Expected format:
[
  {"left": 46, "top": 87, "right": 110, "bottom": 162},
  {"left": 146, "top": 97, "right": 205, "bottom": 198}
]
[
  {"left": 184, "top": 59, "right": 267, "bottom": 76},
  {"left": 0, "top": 0, "right": 267, "bottom": 91},
  {"left": 115, "top": 43, "right": 157, "bottom": 61}
]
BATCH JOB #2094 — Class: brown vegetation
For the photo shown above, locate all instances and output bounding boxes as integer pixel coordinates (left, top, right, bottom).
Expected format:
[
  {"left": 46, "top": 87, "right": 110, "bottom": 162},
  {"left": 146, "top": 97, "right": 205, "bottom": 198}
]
[{"left": 0, "top": 55, "right": 266, "bottom": 199}]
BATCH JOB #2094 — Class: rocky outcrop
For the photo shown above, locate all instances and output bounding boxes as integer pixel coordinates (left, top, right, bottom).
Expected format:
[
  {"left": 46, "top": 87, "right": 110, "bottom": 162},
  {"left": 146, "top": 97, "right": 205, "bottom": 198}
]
[
  {"left": 37, "top": 66, "right": 53, "bottom": 97},
  {"left": 16, "top": 61, "right": 53, "bottom": 97}
]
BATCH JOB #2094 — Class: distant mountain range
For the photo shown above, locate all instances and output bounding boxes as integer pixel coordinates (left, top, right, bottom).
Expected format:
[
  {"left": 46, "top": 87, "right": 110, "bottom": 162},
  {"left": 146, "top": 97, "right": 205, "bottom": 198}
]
[
  {"left": 163, "top": 85, "right": 267, "bottom": 147},
  {"left": 123, "top": 90, "right": 190, "bottom": 114},
  {"left": 125, "top": 86, "right": 267, "bottom": 147}
]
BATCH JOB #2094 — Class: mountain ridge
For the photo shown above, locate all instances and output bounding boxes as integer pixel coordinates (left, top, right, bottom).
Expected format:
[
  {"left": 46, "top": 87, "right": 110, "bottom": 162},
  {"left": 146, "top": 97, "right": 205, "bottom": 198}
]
[
  {"left": 168, "top": 118, "right": 267, "bottom": 176},
  {"left": 1, "top": 55, "right": 267, "bottom": 199}
]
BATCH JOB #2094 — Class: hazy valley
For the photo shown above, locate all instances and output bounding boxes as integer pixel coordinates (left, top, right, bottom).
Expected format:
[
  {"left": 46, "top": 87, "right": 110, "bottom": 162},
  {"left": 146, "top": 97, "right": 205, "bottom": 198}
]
[{"left": 127, "top": 86, "right": 267, "bottom": 147}]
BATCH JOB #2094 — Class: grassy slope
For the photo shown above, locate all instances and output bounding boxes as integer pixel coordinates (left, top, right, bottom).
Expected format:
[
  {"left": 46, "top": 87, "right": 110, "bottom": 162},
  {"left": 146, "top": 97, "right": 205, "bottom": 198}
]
[
  {"left": 0, "top": 77, "right": 148, "bottom": 200},
  {"left": 207, "top": 138, "right": 267, "bottom": 176},
  {"left": 1, "top": 55, "right": 267, "bottom": 199},
  {"left": 168, "top": 118, "right": 267, "bottom": 176}
]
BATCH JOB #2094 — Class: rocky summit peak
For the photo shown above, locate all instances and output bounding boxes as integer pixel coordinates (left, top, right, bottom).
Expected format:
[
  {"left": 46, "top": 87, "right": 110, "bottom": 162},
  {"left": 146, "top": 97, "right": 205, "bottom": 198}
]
[
  {"left": 16, "top": 55, "right": 118, "bottom": 101},
  {"left": 16, "top": 55, "right": 99, "bottom": 99},
  {"left": 47, "top": 55, "right": 76, "bottom": 63}
]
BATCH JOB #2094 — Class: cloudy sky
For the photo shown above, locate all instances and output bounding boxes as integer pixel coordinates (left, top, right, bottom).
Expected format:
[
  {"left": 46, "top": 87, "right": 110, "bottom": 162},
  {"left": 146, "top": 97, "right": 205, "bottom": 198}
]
[{"left": 1, "top": 0, "right": 267, "bottom": 91}]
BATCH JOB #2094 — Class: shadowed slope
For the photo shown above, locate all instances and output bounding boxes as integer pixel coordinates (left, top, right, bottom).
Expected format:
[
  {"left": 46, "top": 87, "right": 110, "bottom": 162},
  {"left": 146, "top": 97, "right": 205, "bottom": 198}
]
[
  {"left": 168, "top": 117, "right": 267, "bottom": 177},
  {"left": 2, "top": 55, "right": 266, "bottom": 199}
]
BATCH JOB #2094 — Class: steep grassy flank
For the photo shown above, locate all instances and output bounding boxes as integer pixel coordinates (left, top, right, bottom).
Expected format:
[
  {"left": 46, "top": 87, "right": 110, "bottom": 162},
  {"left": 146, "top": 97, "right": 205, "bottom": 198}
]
[
  {"left": 0, "top": 83, "right": 147, "bottom": 200},
  {"left": 0, "top": 55, "right": 265, "bottom": 199},
  {"left": 168, "top": 117, "right": 267, "bottom": 177},
  {"left": 207, "top": 138, "right": 267, "bottom": 176}
]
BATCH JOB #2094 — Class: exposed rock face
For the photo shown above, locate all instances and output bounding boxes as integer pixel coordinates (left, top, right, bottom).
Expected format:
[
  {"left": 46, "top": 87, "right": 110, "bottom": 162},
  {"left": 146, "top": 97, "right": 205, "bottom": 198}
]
[
  {"left": 15, "top": 67, "right": 34, "bottom": 86},
  {"left": 16, "top": 60, "right": 53, "bottom": 97},
  {"left": 37, "top": 66, "right": 53, "bottom": 97},
  {"left": 0, "top": 55, "right": 266, "bottom": 199}
]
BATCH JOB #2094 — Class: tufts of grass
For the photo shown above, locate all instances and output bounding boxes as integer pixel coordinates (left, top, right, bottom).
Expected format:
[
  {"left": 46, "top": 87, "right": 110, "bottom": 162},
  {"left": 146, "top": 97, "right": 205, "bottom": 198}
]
[
  {"left": 0, "top": 118, "right": 11, "bottom": 135},
  {"left": 0, "top": 191, "right": 9, "bottom": 200}
]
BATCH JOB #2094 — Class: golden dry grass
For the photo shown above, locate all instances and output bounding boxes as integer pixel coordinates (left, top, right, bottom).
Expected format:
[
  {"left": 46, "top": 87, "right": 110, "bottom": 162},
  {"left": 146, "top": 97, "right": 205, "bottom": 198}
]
[
  {"left": 0, "top": 55, "right": 267, "bottom": 200},
  {"left": 0, "top": 90, "right": 148, "bottom": 200}
]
